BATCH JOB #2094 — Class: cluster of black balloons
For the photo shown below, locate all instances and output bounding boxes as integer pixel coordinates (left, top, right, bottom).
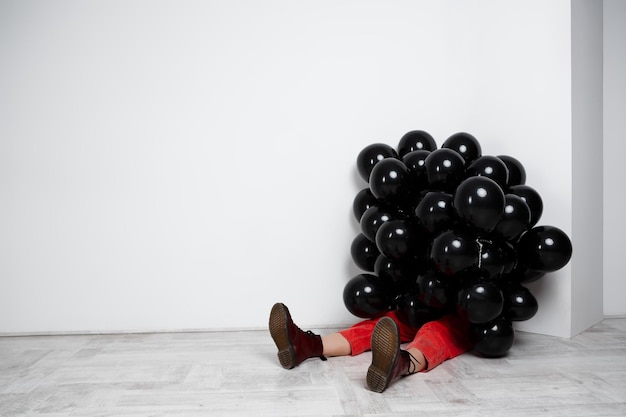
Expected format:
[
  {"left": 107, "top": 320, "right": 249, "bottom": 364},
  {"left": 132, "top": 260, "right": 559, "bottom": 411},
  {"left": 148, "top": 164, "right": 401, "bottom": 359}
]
[{"left": 344, "top": 130, "right": 573, "bottom": 357}]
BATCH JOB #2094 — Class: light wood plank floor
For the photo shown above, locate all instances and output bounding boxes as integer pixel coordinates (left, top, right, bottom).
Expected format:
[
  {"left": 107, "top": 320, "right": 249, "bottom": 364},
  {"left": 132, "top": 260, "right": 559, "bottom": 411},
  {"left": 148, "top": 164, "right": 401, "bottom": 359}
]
[{"left": 1, "top": 318, "right": 625, "bottom": 417}]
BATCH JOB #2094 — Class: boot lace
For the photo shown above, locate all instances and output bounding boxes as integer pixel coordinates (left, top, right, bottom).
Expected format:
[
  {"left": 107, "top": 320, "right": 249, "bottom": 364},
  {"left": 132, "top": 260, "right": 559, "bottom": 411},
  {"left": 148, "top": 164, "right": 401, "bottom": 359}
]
[
  {"left": 304, "top": 330, "right": 327, "bottom": 361},
  {"left": 405, "top": 351, "right": 421, "bottom": 375}
]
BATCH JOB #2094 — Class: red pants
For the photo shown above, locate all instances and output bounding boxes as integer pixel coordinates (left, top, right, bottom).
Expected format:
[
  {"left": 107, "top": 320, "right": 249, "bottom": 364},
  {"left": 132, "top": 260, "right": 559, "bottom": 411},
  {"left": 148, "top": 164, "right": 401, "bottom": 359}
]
[{"left": 339, "top": 311, "right": 472, "bottom": 371}]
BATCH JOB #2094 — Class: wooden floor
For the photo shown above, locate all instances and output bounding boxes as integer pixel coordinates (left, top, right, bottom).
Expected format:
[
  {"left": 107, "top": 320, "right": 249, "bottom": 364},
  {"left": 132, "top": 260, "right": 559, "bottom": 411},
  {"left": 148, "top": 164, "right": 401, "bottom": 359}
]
[{"left": 1, "top": 318, "right": 625, "bottom": 417}]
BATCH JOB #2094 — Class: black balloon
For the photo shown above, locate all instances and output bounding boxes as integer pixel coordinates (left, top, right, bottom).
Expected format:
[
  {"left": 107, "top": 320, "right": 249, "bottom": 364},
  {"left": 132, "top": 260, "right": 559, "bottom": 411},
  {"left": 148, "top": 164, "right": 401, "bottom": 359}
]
[
  {"left": 521, "top": 269, "right": 545, "bottom": 283},
  {"left": 466, "top": 155, "right": 509, "bottom": 189},
  {"left": 343, "top": 274, "right": 393, "bottom": 318},
  {"left": 509, "top": 185, "right": 543, "bottom": 228},
  {"left": 375, "top": 219, "right": 422, "bottom": 261},
  {"left": 350, "top": 233, "right": 380, "bottom": 272},
  {"left": 454, "top": 176, "right": 505, "bottom": 233},
  {"left": 360, "top": 205, "right": 404, "bottom": 242},
  {"left": 353, "top": 188, "right": 378, "bottom": 221},
  {"left": 504, "top": 263, "right": 546, "bottom": 284},
  {"left": 369, "top": 158, "right": 411, "bottom": 203},
  {"left": 500, "top": 240, "right": 517, "bottom": 275},
  {"left": 417, "top": 270, "right": 456, "bottom": 309},
  {"left": 414, "top": 191, "right": 455, "bottom": 235},
  {"left": 424, "top": 148, "right": 466, "bottom": 192},
  {"left": 517, "top": 226, "right": 573, "bottom": 272},
  {"left": 470, "top": 316, "right": 515, "bottom": 357},
  {"left": 476, "top": 239, "right": 506, "bottom": 280},
  {"left": 375, "top": 255, "right": 423, "bottom": 294},
  {"left": 442, "top": 132, "right": 482, "bottom": 164},
  {"left": 430, "top": 229, "right": 478, "bottom": 276},
  {"left": 457, "top": 281, "right": 504, "bottom": 324},
  {"left": 494, "top": 194, "right": 531, "bottom": 241},
  {"left": 497, "top": 155, "right": 526, "bottom": 187},
  {"left": 396, "top": 292, "right": 446, "bottom": 328},
  {"left": 397, "top": 130, "right": 437, "bottom": 157},
  {"left": 403, "top": 150, "right": 432, "bottom": 192},
  {"left": 503, "top": 284, "right": 538, "bottom": 321},
  {"left": 356, "top": 143, "right": 398, "bottom": 183}
]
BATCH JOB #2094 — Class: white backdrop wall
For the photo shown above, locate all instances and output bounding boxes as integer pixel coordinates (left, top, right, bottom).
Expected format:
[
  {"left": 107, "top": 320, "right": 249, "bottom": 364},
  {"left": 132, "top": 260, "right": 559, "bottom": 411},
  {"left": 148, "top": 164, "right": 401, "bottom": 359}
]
[
  {"left": 569, "top": 0, "right": 603, "bottom": 337},
  {"left": 603, "top": 0, "right": 626, "bottom": 317},
  {"left": 1, "top": 1, "right": 579, "bottom": 335}
]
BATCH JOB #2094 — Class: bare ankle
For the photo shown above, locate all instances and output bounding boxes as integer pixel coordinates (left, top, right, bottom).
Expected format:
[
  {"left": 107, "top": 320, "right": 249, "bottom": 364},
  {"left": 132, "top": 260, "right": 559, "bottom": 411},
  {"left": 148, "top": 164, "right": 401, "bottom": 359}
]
[{"left": 406, "top": 348, "right": 427, "bottom": 372}]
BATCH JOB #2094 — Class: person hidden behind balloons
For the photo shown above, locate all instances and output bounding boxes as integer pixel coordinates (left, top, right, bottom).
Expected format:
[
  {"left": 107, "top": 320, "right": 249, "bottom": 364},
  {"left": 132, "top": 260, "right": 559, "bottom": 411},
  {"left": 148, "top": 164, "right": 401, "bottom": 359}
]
[
  {"left": 268, "top": 130, "right": 573, "bottom": 393},
  {"left": 268, "top": 302, "right": 472, "bottom": 393}
]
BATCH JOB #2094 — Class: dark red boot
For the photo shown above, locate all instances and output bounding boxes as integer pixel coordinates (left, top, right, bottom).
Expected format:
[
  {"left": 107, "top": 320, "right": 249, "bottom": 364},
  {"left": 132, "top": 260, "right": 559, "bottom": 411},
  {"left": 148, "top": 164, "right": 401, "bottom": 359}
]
[
  {"left": 269, "top": 303, "right": 327, "bottom": 369},
  {"left": 366, "top": 316, "right": 419, "bottom": 392}
]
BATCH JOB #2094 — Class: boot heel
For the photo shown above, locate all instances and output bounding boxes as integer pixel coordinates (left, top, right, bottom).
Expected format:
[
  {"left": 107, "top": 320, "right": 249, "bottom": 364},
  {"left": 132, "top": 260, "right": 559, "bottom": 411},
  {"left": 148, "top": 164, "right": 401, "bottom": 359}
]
[{"left": 277, "top": 347, "right": 296, "bottom": 369}]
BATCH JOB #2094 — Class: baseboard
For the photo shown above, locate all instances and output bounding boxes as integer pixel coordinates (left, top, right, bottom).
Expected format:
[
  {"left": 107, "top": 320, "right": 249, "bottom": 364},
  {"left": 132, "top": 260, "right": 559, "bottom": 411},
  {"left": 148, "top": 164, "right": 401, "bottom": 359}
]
[
  {"left": 0, "top": 323, "right": 354, "bottom": 338},
  {"left": 2, "top": 317, "right": 623, "bottom": 338}
]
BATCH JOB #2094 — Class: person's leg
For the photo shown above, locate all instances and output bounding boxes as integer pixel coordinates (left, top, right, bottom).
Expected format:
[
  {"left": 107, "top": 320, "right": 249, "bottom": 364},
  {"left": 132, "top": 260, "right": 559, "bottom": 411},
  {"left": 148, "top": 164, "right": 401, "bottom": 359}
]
[
  {"left": 322, "top": 309, "right": 421, "bottom": 357},
  {"left": 366, "top": 317, "right": 424, "bottom": 392},
  {"left": 338, "top": 310, "right": 421, "bottom": 355},
  {"left": 366, "top": 313, "right": 473, "bottom": 392},
  {"left": 321, "top": 332, "right": 351, "bottom": 356},
  {"left": 269, "top": 303, "right": 419, "bottom": 369},
  {"left": 405, "top": 313, "right": 473, "bottom": 371}
]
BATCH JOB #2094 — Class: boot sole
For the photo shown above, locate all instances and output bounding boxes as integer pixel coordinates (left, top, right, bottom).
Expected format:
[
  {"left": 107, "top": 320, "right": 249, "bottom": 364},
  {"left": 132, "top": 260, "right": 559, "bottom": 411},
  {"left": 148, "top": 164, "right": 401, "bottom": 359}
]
[
  {"left": 367, "top": 317, "right": 400, "bottom": 393},
  {"left": 269, "top": 303, "right": 296, "bottom": 369}
]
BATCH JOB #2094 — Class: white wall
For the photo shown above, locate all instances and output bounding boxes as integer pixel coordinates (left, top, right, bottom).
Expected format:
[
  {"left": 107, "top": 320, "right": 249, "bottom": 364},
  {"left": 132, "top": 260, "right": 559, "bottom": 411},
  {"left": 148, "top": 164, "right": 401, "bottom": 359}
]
[
  {"left": 0, "top": 1, "right": 578, "bottom": 335},
  {"left": 603, "top": 0, "right": 626, "bottom": 317},
  {"left": 569, "top": 0, "right": 604, "bottom": 336}
]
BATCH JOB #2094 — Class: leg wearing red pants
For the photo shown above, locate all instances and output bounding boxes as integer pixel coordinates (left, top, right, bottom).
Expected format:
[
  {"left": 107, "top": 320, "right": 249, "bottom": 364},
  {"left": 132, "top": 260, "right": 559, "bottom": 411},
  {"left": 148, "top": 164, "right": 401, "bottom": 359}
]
[
  {"left": 406, "top": 313, "right": 472, "bottom": 371},
  {"left": 338, "top": 310, "right": 419, "bottom": 355},
  {"left": 339, "top": 312, "right": 472, "bottom": 371}
]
